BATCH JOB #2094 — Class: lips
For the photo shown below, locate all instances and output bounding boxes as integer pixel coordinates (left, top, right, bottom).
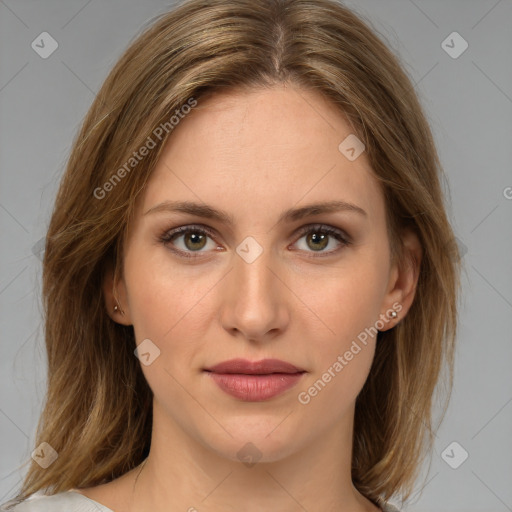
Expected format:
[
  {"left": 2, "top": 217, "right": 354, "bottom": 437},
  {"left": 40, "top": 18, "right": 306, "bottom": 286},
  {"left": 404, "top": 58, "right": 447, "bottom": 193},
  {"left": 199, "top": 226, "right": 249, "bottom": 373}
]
[
  {"left": 204, "top": 358, "right": 305, "bottom": 375},
  {"left": 204, "top": 358, "right": 306, "bottom": 401}
]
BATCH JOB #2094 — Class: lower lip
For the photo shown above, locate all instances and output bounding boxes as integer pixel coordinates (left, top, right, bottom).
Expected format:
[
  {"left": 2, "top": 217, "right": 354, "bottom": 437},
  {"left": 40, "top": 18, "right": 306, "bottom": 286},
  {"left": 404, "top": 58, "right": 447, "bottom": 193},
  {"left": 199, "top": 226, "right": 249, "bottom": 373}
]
[{"left": 206, "top": 372, "right": 305, "bottom": 401}]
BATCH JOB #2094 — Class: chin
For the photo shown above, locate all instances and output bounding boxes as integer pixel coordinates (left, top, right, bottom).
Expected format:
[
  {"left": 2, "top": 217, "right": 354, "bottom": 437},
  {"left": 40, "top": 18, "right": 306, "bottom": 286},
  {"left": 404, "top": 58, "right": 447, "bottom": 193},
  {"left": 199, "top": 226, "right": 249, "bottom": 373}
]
[{"left": 197, "top": 418, "right": 303, "bottom": 465}]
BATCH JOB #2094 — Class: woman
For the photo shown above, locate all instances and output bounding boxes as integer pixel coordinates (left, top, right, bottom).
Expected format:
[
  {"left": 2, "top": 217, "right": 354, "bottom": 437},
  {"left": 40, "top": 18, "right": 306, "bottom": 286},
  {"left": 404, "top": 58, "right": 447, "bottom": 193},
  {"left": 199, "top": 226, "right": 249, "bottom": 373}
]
[{"left": 1, "top": 0, "right": 460, "bottom": 511}]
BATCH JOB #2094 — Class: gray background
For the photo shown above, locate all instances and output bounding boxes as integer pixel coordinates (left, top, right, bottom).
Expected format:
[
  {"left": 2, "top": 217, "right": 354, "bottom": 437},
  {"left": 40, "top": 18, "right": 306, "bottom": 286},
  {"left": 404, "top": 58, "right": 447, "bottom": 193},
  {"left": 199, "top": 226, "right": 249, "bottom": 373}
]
[{"left": 1, "top": 1, "right": 511, "bottom": 510}]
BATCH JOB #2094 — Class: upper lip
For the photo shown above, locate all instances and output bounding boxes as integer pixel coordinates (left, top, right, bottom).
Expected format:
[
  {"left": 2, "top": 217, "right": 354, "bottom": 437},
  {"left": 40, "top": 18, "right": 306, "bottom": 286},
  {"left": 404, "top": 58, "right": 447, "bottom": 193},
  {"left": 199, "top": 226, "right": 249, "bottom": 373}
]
[{"left": 204, "top": 358, "right": 305, "bottom": 375}]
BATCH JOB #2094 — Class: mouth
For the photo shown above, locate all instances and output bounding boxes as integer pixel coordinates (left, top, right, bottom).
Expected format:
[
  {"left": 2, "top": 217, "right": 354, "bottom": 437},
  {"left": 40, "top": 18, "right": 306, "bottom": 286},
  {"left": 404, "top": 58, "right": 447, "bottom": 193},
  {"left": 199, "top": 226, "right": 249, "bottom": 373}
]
[
  {"left": 204, "top": 358, "right": 305, "bottom": 375},
  {"left": 203, "top": 358, "right": 306, "bottom": 401}
]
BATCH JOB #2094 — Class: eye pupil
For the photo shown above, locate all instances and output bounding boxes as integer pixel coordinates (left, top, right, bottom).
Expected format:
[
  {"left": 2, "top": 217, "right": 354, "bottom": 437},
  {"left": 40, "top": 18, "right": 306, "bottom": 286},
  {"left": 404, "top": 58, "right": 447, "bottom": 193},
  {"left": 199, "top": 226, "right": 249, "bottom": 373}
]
[
  {"left": 307, "top": 232, "right": 329, "bottom": 251},
  {"left": 185, "top": 232, "right": 207, "bottom": 251}
]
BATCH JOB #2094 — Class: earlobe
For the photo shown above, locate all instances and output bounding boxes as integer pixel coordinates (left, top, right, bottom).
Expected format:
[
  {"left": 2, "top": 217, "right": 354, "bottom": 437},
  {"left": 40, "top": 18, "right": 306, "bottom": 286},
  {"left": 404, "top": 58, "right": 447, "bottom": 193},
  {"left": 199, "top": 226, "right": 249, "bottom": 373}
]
[
  {"left": 102, "top": 264, "right": 132, "bottom": 326},
  {"left": 113, "top": 302, "right": 125, "bottom": 316}
]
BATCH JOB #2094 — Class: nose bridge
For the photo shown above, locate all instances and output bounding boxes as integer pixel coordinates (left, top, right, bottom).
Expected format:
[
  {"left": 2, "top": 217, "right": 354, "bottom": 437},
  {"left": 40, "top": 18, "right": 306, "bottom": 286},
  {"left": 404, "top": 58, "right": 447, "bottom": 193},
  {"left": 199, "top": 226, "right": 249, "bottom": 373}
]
[
  {"left": 221, "top": 241, "right": 288, "bottom": 339},
  {"left": 235, "top": 251, "right": 275, "bottom": 300}
]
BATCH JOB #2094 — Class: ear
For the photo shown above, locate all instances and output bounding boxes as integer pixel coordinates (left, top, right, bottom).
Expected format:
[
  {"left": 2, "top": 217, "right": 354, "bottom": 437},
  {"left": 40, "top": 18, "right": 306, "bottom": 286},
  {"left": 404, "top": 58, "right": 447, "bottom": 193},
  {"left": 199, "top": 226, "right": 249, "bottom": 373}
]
[
  {"left": 378, "top": 228, "right": 422, "bottom": 331},
  {"left": 102, "top": 262, "right": 133, "bottom": 326}
]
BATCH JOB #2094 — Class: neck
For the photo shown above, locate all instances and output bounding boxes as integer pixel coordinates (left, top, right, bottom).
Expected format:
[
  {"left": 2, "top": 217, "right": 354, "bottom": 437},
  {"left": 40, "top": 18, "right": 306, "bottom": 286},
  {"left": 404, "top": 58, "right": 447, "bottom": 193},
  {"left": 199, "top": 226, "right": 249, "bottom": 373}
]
[{"left": 118, "top": 401, "right": 381, "bottom": 512}]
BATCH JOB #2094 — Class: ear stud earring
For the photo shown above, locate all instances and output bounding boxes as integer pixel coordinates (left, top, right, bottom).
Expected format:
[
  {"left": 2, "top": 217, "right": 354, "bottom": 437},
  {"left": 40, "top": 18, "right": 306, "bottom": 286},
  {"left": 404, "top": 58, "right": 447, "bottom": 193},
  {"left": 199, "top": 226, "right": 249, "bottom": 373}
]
[
  {"left": 388, "top": 311, "right": 398, "bottom": 319},
  {"left": 113, "top": 303, "right": 125, "bottom": 315}
]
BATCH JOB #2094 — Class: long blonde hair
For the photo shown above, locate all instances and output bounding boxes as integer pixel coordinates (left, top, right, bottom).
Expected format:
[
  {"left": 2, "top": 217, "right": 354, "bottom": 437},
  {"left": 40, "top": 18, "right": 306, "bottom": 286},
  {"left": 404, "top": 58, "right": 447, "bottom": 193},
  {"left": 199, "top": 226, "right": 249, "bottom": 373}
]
[{"left": 7, "top": 0, "right": 461, "bottom": 506}]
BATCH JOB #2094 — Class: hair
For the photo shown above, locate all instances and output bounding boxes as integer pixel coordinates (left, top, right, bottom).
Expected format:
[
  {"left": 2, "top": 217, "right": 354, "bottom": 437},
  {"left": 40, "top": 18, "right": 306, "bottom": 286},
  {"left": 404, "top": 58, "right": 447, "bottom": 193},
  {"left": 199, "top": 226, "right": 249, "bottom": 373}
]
[{"left": 6, "top": 0, "right": 461, "bottom": 507}]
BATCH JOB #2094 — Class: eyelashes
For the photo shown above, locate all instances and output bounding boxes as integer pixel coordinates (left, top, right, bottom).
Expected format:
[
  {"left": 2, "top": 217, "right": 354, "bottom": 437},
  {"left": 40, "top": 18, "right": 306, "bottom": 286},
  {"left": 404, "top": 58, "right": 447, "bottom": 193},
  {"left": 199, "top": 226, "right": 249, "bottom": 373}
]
[
  {"left": 157, "top": 223, "right": 352, "bottom": 259},
  {"left": 158, "top": 225, "right": 220, "bottom": 258}
]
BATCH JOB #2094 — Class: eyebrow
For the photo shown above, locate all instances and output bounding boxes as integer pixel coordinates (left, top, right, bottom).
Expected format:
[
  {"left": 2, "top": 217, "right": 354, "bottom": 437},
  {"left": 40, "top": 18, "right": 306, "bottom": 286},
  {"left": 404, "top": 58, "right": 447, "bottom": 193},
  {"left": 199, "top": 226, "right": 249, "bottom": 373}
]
[{"left": 143, "top": 199, "right": 367, "bottom": 225}]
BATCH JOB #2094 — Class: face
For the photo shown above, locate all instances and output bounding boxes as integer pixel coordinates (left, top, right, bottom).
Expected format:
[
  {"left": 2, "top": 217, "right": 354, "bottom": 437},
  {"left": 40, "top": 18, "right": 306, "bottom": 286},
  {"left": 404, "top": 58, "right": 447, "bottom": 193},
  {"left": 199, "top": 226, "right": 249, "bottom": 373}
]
[{"left": 107, "top": 84, "right": 417, "bottom": 463}]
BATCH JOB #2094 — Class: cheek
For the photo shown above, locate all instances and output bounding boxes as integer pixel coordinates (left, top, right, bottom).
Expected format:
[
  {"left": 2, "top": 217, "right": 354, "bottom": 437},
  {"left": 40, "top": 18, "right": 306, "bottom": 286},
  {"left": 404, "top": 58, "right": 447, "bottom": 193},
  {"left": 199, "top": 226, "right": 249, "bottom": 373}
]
[
  {"left": 122, "top": 248, "right": 211, "bottom": 401},
  {"left": 123, "top": 243, "right": 207, "bottom": 340},
  {"left": 294, "top": 255, "right": 386, "bottom": 406},
  {"left": 123, "top": 248, "right": 225, "bottom": 401},
  {"left": 295, "top": 293, "right": 378, "bottom": 423},
  {"left": 304, "top": 257, "right": 386, "bottom": 346}
]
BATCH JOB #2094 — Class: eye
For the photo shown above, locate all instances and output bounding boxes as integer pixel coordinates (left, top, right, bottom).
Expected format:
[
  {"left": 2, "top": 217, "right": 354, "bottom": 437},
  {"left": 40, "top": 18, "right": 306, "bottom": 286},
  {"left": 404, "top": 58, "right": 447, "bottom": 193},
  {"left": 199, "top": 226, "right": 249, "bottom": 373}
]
[
  {"left": 158, "top": 225, "right": 220, "bottom": 259},
  {"left": 292, "top": 224, "right": 351, "bottom": 256},
  {"left": 158, "top": 223, "right": 352, "bottom": 259}
]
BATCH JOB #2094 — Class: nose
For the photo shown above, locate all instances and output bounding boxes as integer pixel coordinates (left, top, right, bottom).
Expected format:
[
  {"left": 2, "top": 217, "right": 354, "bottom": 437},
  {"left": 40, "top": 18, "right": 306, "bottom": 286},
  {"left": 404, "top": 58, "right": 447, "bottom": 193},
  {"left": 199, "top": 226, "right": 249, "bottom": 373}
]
[{"left": 219, "top": 246, "right": 290, "bottom": 343}]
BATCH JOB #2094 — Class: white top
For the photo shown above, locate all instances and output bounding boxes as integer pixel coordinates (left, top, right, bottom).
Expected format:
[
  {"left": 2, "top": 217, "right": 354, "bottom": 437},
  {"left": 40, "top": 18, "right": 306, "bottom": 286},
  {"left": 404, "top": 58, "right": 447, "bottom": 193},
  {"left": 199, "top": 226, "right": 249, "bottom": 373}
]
[{"left": 0, "top": 490, "right": 402, "bottom": 511}]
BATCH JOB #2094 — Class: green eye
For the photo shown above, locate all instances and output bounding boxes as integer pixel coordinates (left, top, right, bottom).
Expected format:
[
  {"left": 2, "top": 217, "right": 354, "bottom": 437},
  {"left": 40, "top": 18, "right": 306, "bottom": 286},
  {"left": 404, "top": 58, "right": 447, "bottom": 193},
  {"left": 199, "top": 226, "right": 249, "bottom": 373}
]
[{"left": 159, "top": 223, "right": 351, "bottom": 259}]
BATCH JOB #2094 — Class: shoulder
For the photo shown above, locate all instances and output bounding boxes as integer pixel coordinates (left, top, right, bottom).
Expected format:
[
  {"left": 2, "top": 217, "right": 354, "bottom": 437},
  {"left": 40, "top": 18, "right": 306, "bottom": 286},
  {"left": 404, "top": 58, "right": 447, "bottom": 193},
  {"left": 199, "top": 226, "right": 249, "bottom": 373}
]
[
  {"left": 381, "top": 502, "right": 402, "bottom": 512},
  {"left": 0, "top": 491, "right": 113, "bottom": 512},
  {"left": 374, "top": 496, "right": 402, "bottom": 512}
]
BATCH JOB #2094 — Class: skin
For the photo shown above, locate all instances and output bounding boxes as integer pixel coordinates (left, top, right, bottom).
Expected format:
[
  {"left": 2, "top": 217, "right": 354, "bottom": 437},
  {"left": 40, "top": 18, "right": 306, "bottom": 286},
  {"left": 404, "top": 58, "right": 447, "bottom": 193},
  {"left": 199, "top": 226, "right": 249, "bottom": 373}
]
[{"left": 75, "top": 83, "right": 421, "bottom": 512}]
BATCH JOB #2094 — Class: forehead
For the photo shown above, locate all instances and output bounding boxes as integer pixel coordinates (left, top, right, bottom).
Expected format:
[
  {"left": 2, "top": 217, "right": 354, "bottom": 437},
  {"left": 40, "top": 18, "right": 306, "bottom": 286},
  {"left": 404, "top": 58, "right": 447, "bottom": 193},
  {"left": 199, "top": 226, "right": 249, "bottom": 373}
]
[{"left": 139, "top": 85, "right": 385, "bottom": 226}]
